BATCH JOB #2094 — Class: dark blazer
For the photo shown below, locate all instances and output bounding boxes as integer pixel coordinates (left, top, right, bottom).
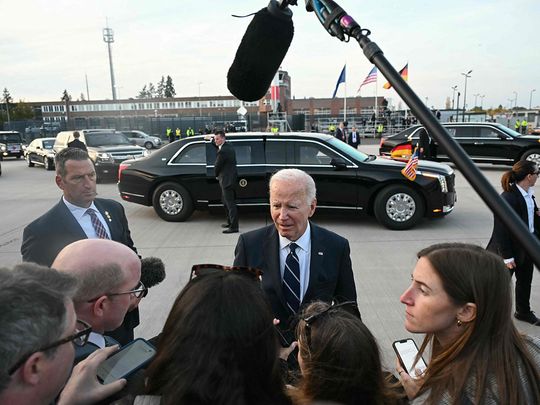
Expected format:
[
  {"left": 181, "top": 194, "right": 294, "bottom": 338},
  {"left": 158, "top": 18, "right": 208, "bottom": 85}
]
[
  {"left": 21, "top": 197, "right": 136, "bottom": 266},
  {"left": 67, "top": 138, "right": 87, "bottom": 151},
  {"left": 214, "top": 141, "right": 237, "bottom": 189},
  {"left": 347, "top": 131, "right": 360, "bottom": 148},
  {"left": 334, "top": 127, "right": 346, "bottom": 142},
  {"left": 487, "top": 185, "right": 540, "bottom": 264},
  {"left": 233, "top": 223, "right": 357, "bottom": 333}
]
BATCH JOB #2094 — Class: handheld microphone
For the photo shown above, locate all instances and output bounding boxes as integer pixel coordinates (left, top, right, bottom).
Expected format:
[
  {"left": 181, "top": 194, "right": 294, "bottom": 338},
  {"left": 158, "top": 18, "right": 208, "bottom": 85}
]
[
  {"left": 227, "top": 0, "right": 295, "bottom": 102},
  {"left": 140, "top": 257, "right": 166, "bottom": 289}
]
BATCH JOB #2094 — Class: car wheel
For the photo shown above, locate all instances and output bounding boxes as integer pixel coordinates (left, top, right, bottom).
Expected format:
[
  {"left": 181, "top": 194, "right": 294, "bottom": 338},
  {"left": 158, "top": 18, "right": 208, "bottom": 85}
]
[
  {"left": 373, "top": 184, "right": 425, "bottom": 230},
  {"left": 521, "top": 149, "right": 540, "bottom": 166},
  {"left": 144, "top": 141, "right": 153, "bottom": 150},
  {"left": 152, "top": 182, "right": 194, "bottom": 221},
  {"left": 44, "top": 158, "right": 53, "bottom": 171},
  {"left": 27, "top": 155, "right": 35, "bottom": 167}
]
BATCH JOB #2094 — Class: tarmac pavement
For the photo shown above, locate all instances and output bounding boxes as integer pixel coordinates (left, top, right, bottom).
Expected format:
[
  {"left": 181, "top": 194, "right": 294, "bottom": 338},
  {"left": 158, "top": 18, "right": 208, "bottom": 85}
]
[{"left": 0, "top": 143, "right": 538, "bottom": 369}]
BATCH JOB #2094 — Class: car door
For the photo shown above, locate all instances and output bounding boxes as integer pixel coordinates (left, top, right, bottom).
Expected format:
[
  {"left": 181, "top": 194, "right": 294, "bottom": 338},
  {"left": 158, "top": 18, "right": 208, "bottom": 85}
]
[
  {"left": 293, "top": 139, "right": 358, "bottom": 209},
  {"left": 230, "top": 139, "right": 268, "bottom": 206},
  {"left": 467, "top": 126, "right": 515, "bottom": 164}
]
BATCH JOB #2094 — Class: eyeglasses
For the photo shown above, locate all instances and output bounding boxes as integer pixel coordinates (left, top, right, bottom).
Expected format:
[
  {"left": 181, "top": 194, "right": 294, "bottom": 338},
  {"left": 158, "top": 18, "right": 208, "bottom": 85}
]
[
  {"left": 86, "top": 281, "right": 147, "bottom": 303},
  {"left": 531, "top": 171, "right": 540, "bottom": 175},
  {"left": 8, "top": 319, "right": 92, "bottom": 375},
  {"left": 302, "top": 301, "right": 359, "bottom": 349},
  {"left": 190, "top": 263, "right": 263, "bottom": 281}
]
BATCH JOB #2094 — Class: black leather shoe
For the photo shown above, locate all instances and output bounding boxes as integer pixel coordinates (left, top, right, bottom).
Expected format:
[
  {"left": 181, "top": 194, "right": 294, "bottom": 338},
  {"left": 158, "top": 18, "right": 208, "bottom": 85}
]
[
  {"left": 221, "top": 223, "right": 231, "bottom": 228},
  {"left": 514, "top": 311, "right": 540, "bottom": 325},
  {"left": 222, "top": 228, "right": 239, "bottom": 234}
]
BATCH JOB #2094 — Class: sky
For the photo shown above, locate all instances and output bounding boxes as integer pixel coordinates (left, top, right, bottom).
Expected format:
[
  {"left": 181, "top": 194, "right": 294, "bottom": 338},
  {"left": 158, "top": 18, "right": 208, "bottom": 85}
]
[{"left": 2, "top": 0, "right": 539, "bottom": 110}]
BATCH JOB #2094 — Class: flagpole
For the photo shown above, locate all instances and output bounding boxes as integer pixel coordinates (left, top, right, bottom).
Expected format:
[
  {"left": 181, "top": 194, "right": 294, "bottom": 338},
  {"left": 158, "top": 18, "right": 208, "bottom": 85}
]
[
  {"left": 374, "top": 74, "right": 378, "bottom": 121},
  {"left": 344, "top": 64, "right": 347, "bottom": 122}
]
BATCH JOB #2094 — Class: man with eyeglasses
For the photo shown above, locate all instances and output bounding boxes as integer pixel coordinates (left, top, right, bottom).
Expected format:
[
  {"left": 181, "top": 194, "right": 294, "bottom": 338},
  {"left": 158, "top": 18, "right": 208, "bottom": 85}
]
[
  {"left": 21, "top": 147, "right": 140, "bottom": 345},
  {"left": 0, "top": 263, "right": 125, "bottom": 405},
  {"left": 52, "top": 239, "right": 144, "bottom": 362}
]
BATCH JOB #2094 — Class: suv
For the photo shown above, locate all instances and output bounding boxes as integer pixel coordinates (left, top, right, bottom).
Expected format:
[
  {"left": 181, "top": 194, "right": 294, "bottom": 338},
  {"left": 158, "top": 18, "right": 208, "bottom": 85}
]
[
  {"left": 121, "top": 130, "right": 162, "bottom": 149},
  {"left": 379, "top": 122, "right": 540, "bottom": 165},
  {"left": 118, "top": 132, "right": 456, "bottom": 230},
  {"left": 54, "top": 130, "right": 147, "bottom": 181},
  {"left": 0, "top": 131, "right": 24, "bottom": 159}
]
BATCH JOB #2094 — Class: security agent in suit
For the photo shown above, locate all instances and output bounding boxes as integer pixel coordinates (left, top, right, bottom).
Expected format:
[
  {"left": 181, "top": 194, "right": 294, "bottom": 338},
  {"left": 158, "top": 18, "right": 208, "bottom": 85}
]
[
  {"left": 67, "top": 131, "right": 87, "bottom": 151},
  {"left": 417, "top": 128, "right": 435, "bottom": 160},
  {"left": 213, "top": 130, "right": 239, "bottom": 233},
  {"left": 347, "top": 125, "right": 360, "bottom": 148},
  {"left": 487, "top": 160, "right": 540, "bottom": 325},
  {"left": 334, "top": 121, "right": 347, "bottom": 142},
  {"left": 21, "top": 147, "right": 140, "bottom": 344},
  {"left": 234, "top": 169, "right": 358, "bottom": 343}
]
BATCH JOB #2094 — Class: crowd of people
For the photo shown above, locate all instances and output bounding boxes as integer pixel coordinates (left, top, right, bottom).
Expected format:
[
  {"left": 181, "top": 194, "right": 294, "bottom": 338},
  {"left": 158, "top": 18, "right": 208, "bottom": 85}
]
[{"left": 1, "top": 146, "right": 540, "bottom": 404}]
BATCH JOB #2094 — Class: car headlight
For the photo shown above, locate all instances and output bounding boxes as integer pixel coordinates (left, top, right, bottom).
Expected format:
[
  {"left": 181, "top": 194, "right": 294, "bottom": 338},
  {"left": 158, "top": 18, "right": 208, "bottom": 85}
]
[
  {"left": 418, "top": 171, "right": 448, "bottom": 192},
  {"left": 0, "top": 145, "right": 6, "bottom": 152},
  {"left": 98, "top": 152, "right": 110, "bottom": 159}
]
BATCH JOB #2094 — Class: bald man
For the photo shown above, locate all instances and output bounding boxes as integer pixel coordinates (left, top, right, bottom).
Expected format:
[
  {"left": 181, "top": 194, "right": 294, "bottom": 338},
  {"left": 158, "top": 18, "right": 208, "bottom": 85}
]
[{"left": 53, "top": 239, "right": 144, "bottom": 361}]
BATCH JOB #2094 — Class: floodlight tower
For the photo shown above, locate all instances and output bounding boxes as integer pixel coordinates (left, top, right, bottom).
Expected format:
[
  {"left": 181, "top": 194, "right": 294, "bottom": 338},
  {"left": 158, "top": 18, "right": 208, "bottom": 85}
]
[{"left": 103, "top": 24, "right": 117, "bottom": 100}]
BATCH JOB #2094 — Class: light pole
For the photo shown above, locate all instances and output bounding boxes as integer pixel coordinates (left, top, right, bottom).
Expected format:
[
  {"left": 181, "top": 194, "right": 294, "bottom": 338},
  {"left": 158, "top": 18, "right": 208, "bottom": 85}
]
[
  {"left": 197, "top": 82, "right": 202, "bottom": 117},
  {"left": 455, "top": 92, "right": 461, "bottom": 122},
  {"left": 480, "top": 95, "right": 485, "bottom": 110},
  {"left": 473, "top": 93, "right": 480, "bottom": 109},
  {"left": 512, "top": 91, "right": 518, "bottom": 109},
  {"left": 529, "top": 89, "right": 536, "bottom": 109},
  {"left": 451, "top": 85, "right": 458, "bottom": 110},
  {"left": 461, "top": 69, "right": 472, "bottom": 121},
  {"left": 103, "top": 24, "right": 117, "bottom": 100},
  {"left": 507, "top": 98, "right": 514, "bottom": 110}
]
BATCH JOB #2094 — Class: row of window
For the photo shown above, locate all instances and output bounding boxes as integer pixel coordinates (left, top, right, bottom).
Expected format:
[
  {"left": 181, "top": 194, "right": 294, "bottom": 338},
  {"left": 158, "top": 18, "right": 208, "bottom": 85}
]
[{"left": 41, "top": 99, "right": 258, "bottom": 113}]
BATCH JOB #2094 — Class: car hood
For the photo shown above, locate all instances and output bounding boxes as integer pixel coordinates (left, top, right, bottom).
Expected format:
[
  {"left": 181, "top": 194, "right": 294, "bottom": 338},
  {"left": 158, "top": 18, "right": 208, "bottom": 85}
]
[
  {"left": 518, "top": 135, "right": 540, "bottom": 141},
  {"left": 368, "top": 155, "right": 453, "bottom": 176}
]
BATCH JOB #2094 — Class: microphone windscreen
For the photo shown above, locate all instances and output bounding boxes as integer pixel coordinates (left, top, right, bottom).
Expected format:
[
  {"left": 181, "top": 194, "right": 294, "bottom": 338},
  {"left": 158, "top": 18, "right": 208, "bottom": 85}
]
[
  {"left": 140, "top": 257, "right": 166, "bottom": 289},
  {"left": 227, "top": 7, "right": 294, "bottom": 102}
]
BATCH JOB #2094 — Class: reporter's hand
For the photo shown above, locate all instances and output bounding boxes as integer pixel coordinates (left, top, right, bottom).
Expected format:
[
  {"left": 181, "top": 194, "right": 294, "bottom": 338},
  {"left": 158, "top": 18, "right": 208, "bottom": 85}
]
[
  {"left": 396, "top": 359, "right": 421, "bottom": 400},
  {"left": 279, "top": 341, "right": 298, "bottom": 361},
  {"left": 58, "top": 345, "right": 127, "bottom": 405}
]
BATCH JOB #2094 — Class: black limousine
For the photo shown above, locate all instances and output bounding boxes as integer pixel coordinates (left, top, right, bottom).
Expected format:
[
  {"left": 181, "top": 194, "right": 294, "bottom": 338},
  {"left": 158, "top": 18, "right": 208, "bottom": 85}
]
[{"left": 118, "top": 132, "right": 456, "bottom": 230}]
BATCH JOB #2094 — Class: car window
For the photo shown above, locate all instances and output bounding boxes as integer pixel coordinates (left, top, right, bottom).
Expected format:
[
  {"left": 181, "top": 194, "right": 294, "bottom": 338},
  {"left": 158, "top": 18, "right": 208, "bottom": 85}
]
[
  {"left": 172, "top": 143, "right": 205, "bottom": 164},
  {"left": 0, "top": 133, "right": 22, "bottom": 143},
  {"left": 265, "top": 141, "right": 287, "bottom": 164},
  {"left": 297, "top": 142, "right": 341, "bottom": 165},
  {"left": 42, "top": 139, "right": 55, "bottom": 149},
  {"left": 230, "top": 140, "right": 264, "bottom": 165},
  {"left": 453, "top": 127, "right": 479, "bottom": 138},
  {"left": 85, "top": 132, "right": 131, "bottom": 146},
  {"left": 479, "top": 128, "right": 500, "bottom": 139}
]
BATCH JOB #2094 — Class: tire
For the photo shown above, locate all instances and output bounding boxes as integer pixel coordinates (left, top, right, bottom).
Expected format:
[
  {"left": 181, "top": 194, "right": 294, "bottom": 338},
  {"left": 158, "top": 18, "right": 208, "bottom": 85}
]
[
  {"left": 152, "top": 182, "right": 194, "bottom": 221},
  {"left": 373, "top": 184, "right": 425, "bottom": 230},
  {"left": 26, "top": 154, "right": 35, "bottom": 167},
  {"left": 144, "top": 141, "right": 153, "bottom": 150},
  {"left": 44, "top": 157, "right": 53, "bottom": 171},
  {"left": 521, "top": 149, "right": 540, "bottom": 166}
]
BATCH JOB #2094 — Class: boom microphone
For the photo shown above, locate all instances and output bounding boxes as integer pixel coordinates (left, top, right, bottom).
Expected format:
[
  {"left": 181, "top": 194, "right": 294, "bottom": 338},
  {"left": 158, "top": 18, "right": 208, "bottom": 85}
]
[
  {"left": 140, "top": 257, "right": 166, "bottom": 289},
  {"left": 227, "top": 0, "right": 295, "bottom": 102}
]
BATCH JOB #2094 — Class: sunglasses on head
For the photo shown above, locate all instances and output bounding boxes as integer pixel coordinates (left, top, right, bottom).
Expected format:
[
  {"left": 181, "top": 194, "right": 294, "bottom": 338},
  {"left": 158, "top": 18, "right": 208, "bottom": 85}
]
[
  {"left": 302, "top": 301, "right": 359, "bottom": 348},
  {"left": 190, "top": 263, "right": 263, "bottom": 281}
]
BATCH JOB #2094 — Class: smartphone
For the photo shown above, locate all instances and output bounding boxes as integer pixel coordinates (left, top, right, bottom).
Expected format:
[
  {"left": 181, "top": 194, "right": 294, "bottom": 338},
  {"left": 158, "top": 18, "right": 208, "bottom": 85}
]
[
  {"left": 97, "top": 338, "right": 156, "bottom": 384},
  {"left": 392, "top": 338, "right": 427, "bottom": 378}
]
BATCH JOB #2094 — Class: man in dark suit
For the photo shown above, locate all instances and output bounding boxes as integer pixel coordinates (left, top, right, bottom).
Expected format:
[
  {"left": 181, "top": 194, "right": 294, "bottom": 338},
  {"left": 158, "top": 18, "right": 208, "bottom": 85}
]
[
  {"left": 418, "top": 128, "right": 435, "bottom": 160},
  {"left": 234, "top": 169, "right": 357, "bottom": 342},
  {"left": 21, "top": 147, "right": 140, "bottom": 344},
  {"left": 213, "top": 130, "right": 239, "bottom": 233},
  {"left": 67, "top": 131, "right": 87, "bottom": 151},
  {"left": 334, "top": 121, "right": 347, "bottom": 142},
  {"left": 347, "top": 125, "right": 360, "bottom": 149},
  {"left": 487, "top": 160, "right": 540, "bottom": 325}
]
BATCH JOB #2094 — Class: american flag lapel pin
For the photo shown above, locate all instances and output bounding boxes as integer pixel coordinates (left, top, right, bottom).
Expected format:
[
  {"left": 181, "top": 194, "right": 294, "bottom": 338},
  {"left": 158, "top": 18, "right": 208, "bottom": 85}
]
[{"left": 318, "top": 251, "right": 324, "bottom": 256}]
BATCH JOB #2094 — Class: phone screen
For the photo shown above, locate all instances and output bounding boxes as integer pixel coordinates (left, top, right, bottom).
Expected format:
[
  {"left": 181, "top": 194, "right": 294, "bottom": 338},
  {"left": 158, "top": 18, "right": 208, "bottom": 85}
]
[
  {"left": 393, "top": 339, "right": 427, "bottom": 378},
  {"left": 97, "top": 339, "right": 156, "bottom": 384}
]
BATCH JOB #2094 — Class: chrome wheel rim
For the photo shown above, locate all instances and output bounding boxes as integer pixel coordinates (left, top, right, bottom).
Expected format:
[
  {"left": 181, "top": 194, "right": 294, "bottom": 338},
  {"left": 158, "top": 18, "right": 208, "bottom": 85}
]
[
  {"left": 159, "top": 189, "right": 183, "bottom": 215},
  {"left": 385, "top": 193, "right": 416, "bottom": 223},
  {"left": 525, "top": 153, "right": 540, "bottom": 166}
]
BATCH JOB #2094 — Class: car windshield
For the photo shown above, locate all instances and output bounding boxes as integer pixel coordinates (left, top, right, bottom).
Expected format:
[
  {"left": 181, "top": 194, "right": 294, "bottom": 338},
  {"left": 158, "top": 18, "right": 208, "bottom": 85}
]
[
  {"left": 495, "top": 123, "right": 522, "bottom": 138},
  {"left": 327, "top": 137, "right": 369, "bottom": 162},
  {"left": 85, "top": 132, "right": 131, "bottom": 146},
  {"left": 42, "top": 139, "right": 55, "bottom": 149},
  {"left": 0, "top": 134, "right": 22, "bottom": 143}
]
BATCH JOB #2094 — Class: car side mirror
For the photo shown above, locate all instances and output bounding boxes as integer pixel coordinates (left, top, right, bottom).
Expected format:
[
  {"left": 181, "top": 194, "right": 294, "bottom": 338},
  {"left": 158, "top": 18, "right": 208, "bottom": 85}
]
[
  {"left": 330, "top": 157, "right": 347, "bottom": 170},
  {"left": 36, "top": 146, "right": 42, "bottom": 150}
]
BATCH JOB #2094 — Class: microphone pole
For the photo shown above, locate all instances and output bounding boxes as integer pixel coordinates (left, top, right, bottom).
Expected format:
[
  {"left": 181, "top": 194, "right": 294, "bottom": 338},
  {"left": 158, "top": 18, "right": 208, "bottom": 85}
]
[{"left": 305, "top": 0, "right": 540, "bottom": 268}]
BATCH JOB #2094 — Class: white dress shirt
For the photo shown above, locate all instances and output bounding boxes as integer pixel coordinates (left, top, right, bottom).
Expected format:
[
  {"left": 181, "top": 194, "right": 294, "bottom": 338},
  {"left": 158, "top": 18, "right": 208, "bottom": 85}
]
[
  {"left": 278, "top": 223, "right": 311, "bottom": 302},
  {"left": 63, "top": 197, "right": 112, "bottom": 239},
  {"left": 87, "top": 331, "right": 106, "bottom": 349}
]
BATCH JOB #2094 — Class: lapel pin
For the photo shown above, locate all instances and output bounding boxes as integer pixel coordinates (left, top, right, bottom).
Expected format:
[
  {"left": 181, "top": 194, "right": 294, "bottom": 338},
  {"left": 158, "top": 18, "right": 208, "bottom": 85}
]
[
  {"left": 105, "top": 211, "right": 112, "bottom": 222},
  {"left": 318, "top": 251, "right": 324, "bottom": 256}
]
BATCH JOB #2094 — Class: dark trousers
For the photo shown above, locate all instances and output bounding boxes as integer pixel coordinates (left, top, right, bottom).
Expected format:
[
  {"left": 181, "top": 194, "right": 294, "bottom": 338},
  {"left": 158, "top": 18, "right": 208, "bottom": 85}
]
[
  {"left": 509, "top": 258, "right": 534, "bottom": 314},
  {"left": 222, "top": 186, "right": 238, "bottom": 229}
]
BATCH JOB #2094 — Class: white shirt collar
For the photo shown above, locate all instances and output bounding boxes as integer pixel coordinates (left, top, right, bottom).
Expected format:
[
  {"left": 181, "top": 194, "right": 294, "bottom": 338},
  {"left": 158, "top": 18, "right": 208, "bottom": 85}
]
[
  {"left": 516, "top": 184, "right": 534, "bottom": 198},
  {"left": 63, "top": 196, "right": 99, "bottom": 221},
  {"left": 278, "top": 222, "right": 311, "bottom": 252},
  {"left": 87, "top": 331, "right": 106, "bottom": 349}
]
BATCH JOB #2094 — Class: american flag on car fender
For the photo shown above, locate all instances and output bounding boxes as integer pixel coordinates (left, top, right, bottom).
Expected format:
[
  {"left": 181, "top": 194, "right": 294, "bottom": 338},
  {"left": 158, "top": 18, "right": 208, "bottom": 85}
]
[{"left": 401, "top": 147, "right": 419, "bottom": 181}]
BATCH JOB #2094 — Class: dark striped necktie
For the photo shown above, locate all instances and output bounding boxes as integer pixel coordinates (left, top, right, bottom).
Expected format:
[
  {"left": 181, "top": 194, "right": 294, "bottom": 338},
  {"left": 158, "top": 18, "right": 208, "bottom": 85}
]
[
  {"left": 86, "top": 208, "right": 110, "bottom": 239},
  {"left": 283, "top": 242, "right": 301, "bottom": 314}
]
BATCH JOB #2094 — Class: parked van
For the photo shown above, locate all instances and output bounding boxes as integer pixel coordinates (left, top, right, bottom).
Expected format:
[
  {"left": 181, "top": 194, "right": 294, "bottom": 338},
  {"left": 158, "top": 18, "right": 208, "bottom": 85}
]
[
  {"left": 0, "top": 131, "right": 24, "bottom": 159},
  {"left": 54, "top": 129, "right": 147, "bottom": 181}
]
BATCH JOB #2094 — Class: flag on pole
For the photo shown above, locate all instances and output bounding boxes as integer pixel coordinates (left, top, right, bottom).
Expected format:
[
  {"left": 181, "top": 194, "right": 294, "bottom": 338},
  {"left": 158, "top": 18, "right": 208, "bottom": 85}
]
[
  {"left": 357, "top": 66, "right": 377, "bottom": 93},
  {"left": 332, "top": 65, "right": 346, "bottom": 98},
  {"left": 401, "top": 146, "right": 419, "bottom": 181},
  {"left": 383, "top": 63, "right": 408, "bottom": 90}
]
